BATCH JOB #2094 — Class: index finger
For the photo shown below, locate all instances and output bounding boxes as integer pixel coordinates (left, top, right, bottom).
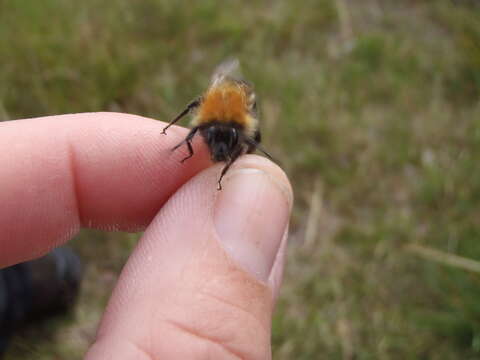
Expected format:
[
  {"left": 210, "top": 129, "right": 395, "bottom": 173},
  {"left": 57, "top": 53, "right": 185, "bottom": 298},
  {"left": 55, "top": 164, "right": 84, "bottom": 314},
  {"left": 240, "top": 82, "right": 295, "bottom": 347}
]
[{"left": 0, "top": 112, "right": 211, "bottom": 267}]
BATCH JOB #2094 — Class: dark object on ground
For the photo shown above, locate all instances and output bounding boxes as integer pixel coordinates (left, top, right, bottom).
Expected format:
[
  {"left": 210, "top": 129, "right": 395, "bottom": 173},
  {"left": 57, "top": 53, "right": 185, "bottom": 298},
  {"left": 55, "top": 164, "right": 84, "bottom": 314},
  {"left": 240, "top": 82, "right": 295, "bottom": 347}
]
[{"left": 0, "top": 247, "right": 83, "bottom": 357}]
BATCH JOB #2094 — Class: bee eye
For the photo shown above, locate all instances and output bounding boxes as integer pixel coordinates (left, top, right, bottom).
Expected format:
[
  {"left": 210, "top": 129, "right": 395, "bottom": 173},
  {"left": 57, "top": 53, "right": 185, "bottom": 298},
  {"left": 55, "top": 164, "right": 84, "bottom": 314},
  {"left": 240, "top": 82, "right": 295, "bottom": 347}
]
[
  {"left": 230, "top": 128, "right": 238, "bottom": 148},
  {"left": 206, "top": 127, "right": 215, "bottom": 143}
]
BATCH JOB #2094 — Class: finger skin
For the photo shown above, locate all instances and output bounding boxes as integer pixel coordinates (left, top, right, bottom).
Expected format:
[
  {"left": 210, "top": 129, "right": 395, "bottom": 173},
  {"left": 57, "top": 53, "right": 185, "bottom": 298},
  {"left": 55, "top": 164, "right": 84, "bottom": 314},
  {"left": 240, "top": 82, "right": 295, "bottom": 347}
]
[
  {"left": 85, "top": 156, "right": 291, "bottom": 360},
  {"left": 0, "top": 112, "right": 210, "bottom": 267}
]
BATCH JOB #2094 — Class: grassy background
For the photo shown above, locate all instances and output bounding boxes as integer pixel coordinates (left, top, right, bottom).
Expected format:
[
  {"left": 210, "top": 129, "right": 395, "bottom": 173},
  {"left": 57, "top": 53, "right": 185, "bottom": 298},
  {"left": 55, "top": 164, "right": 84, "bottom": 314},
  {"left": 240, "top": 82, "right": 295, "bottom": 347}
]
[{"left": 1, "top": 0, "right": 480, "bottom": 358}]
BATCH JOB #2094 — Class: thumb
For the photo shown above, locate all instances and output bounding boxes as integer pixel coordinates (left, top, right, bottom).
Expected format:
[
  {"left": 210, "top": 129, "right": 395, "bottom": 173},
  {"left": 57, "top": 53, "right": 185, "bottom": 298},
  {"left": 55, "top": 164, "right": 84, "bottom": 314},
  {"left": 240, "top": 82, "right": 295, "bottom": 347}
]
[{"left": 85, "top": 155, "right": 293, "bottom": 360}]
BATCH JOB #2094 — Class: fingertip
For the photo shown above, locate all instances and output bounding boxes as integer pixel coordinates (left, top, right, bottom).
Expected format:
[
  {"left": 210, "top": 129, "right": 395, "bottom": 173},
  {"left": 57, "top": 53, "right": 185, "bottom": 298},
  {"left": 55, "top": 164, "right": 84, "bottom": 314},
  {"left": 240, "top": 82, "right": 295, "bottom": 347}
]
[
  {"left": 89, "top": 153, "right": 292, "bottom": 359},
  {"left": 0, "top": 112, "right": 212, "bottom": 266},
  {"left": 212, "top": 155, "right": 292, "bottom": 287},
  {"left": 226, "top": 154, "right": 293, "bottom": 208}
]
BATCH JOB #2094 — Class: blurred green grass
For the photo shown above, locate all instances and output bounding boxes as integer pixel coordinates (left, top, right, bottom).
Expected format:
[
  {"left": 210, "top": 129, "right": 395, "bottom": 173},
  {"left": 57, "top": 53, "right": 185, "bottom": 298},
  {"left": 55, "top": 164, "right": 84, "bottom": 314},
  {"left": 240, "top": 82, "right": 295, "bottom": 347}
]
[{"left": 1, "top": 0, "right": 480, "bottom": 358}]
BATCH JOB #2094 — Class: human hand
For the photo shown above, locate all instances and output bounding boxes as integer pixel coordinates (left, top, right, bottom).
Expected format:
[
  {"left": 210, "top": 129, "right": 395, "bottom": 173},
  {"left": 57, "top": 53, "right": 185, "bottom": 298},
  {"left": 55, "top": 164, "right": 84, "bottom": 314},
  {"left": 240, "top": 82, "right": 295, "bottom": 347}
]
[{"left": 0, "top": 113, "right": 293, "bottom": 359}]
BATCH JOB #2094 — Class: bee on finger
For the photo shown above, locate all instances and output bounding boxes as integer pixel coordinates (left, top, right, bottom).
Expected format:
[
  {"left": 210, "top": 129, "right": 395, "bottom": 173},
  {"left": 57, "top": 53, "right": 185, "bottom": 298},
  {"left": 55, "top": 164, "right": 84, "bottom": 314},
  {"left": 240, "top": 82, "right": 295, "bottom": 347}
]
[{"left": 162, "top": 59, "right": 273, "bottom": 190}]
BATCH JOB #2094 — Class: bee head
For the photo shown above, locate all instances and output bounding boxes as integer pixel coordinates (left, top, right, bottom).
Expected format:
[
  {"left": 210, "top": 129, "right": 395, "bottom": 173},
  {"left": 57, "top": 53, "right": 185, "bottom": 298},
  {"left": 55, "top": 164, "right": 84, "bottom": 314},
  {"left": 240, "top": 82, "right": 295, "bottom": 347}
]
[{"left": 201, "top": 124, "right": 241, "bottom": 162}]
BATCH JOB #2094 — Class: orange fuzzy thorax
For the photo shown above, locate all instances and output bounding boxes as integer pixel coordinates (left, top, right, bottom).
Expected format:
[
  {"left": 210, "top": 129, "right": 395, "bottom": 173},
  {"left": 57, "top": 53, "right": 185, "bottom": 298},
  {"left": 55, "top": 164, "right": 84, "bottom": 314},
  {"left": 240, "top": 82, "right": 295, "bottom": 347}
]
[{"left": 195, "top": 83, "right": 251, "bottom": 128}]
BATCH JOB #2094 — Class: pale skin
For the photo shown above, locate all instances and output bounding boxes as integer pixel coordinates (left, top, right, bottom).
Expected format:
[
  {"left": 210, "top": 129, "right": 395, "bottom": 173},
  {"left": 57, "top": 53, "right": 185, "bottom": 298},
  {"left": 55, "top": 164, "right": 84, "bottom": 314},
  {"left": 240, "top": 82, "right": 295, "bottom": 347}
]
[{"left": 0, "top": 112, "right": 293, "bottom": 360}]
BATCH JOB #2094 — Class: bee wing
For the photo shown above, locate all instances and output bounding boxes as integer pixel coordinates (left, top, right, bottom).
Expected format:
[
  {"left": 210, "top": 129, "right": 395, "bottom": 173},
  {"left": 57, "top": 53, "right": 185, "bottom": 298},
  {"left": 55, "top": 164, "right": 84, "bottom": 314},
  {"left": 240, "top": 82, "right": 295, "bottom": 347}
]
[
  {"left": 211, "top": 58, "right": 242, "bottom": 85},
  {"left": 210, "top": 58, "right": 257, "bottom": 115}
]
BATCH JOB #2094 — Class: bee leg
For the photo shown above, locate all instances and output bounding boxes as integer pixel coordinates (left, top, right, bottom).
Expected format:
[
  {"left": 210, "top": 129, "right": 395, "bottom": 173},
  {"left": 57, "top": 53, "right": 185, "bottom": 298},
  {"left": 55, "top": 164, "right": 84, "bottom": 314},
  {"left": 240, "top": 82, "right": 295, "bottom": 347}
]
[
  {"left": 246, "top": 130, "right": 261, "bottom": 153},
  {"left": 172, "top": 126, "right": 199, "bottom": 163},
  {"left": 161, "top": 97, "right": 202, "bottom": 135},
  {"left": 217, "top": 149, "right": 243, "bottom": 191},
  {"left": 244, "top": 135, "right": 275, "bottom": 161}
]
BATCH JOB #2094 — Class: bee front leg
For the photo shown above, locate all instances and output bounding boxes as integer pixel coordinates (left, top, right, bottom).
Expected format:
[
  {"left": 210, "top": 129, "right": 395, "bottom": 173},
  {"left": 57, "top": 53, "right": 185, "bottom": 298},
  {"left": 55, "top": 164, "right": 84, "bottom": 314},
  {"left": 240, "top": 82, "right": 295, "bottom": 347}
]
[
  {"left": 217, "top": 148, "right": 243, "bottom": 190},
  {"left": 162, "top": 97, "right": 202, "bottom": 135},
  {"left": 172, "top": 126, "right": 199, "bottom": 163}
]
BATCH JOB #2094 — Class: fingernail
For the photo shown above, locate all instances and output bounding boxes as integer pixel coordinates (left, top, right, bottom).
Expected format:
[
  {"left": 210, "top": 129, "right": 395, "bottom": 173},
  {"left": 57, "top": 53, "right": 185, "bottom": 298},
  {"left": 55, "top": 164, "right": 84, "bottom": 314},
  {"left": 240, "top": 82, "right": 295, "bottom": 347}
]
[{"left": 214, "top": 168, "right": 291, "bottom": 282}]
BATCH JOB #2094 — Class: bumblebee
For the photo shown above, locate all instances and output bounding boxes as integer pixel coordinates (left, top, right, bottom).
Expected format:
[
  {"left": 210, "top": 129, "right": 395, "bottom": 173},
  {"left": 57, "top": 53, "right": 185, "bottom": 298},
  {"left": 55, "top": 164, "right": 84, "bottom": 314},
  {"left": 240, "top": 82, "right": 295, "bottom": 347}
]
[{"left": 162, "top": 59, "right": 272, "bottom": 190}]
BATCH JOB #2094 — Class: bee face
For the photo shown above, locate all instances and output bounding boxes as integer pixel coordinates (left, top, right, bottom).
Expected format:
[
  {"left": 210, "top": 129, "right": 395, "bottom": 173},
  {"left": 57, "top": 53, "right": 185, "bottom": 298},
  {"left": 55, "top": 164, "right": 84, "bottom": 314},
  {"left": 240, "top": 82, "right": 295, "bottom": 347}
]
[{"left": 201, "top": 123, "right": 242, "bottom": 162}]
